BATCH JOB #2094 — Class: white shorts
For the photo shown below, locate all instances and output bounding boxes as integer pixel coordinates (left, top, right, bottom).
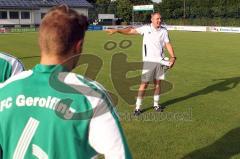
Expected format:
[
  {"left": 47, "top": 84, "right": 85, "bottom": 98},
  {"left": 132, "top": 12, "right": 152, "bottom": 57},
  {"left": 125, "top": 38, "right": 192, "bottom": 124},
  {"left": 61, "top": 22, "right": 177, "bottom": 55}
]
[{"left": 141, "top": 61, "right": 166, "bottom": 82}]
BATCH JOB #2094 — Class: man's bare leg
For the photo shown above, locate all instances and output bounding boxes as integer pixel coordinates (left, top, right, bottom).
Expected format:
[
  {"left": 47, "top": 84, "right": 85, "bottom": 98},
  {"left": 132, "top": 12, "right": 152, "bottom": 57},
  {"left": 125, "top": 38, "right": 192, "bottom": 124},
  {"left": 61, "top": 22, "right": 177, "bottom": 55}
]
[
  {"left": 153, "top": 79, "right": 163, "bottom": 111},
  {"left": 135, "top": 82, "right": 148, "bottom": 110}
]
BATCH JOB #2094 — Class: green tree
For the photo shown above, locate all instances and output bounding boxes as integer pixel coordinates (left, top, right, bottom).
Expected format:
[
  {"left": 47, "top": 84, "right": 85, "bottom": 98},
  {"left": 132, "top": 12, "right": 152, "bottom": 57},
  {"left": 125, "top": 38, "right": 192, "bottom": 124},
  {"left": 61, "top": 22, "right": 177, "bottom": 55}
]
[
  {"left": 116, "top": 0, "right": 133, "bottom": 22},
  {"left": 95, "top": 0, "right": 111, "bottom": 14},
  {"left": 130, "top": 0, "right": 152, "bottom": 5},
  {"left": 107, "top": 1, "right": 117, "bottom": 14}
]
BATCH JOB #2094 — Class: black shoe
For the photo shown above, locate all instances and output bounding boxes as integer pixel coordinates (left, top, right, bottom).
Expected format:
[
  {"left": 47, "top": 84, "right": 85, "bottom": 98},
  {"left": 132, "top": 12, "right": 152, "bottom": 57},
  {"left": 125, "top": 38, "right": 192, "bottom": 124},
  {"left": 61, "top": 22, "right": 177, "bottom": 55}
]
[
  {"left": 153, "top": 105, "right": 163, "bottom": 112},
  {"left": 134, "top": 109, "right": 142, "bottom": 116}
]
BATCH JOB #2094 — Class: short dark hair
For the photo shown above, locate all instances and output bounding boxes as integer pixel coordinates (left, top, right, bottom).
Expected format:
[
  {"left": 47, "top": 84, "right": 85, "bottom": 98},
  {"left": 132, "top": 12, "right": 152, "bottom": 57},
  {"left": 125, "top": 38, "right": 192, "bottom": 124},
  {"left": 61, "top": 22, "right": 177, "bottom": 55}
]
[
  {"left": 39, "top": 5, "right": 89, "bottom": 56},
  {"left": 151, "top": 12, "right": 161, "bottom": 18}
]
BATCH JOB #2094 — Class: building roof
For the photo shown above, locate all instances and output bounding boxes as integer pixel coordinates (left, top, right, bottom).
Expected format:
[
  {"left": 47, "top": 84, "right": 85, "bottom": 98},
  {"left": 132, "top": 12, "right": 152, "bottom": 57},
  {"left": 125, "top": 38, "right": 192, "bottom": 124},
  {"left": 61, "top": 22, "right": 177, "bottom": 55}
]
[{"left": 0, "top": 0, "right": 92, "bottom": 9}]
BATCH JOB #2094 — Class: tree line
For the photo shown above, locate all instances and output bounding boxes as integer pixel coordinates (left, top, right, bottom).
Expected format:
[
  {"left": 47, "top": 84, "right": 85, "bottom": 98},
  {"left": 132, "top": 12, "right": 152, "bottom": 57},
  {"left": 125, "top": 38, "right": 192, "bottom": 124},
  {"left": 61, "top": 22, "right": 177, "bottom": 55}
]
[{"left": 87, "top": 0, "right": 240, "bottom": 26}]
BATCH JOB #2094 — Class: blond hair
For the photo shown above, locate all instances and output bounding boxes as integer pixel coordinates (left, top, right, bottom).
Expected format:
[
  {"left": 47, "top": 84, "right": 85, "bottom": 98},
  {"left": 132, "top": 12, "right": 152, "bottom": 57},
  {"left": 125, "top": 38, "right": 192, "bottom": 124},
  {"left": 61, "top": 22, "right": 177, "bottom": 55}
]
[{"left": 39, "top": 5, "right": 88, "bottom": 56}]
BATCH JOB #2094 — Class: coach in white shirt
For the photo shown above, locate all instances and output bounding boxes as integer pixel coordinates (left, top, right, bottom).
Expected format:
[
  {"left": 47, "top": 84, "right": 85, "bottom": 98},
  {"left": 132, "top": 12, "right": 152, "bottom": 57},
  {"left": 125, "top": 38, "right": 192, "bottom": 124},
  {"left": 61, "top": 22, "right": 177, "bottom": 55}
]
[{"left": 106, "top": 12, "right": 176, "bottom": 116}]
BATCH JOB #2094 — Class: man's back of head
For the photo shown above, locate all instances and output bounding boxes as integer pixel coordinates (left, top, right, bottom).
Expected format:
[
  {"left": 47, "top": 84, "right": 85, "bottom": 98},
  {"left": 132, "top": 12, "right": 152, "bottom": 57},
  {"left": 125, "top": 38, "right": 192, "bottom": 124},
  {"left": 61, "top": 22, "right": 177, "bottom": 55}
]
[
  {"left": 0, "top": 5, "right": 132, "bottom": 159},
  {"left": 39, "top": 5, "right": 88, "bottom": 58}
]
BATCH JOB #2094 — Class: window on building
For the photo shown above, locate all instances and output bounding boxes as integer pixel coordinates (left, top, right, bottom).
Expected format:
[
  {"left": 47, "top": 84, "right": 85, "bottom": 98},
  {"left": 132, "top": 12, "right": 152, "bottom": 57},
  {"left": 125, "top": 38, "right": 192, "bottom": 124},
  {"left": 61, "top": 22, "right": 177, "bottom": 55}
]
[
  {"left": 0, "top": 11, "right": 7, "bottom": 19},
  {"left": 21, "top": 11, "right": 30, "bottom": 19},
  {"left": 10, "top": 11, "right": 19, "bottom": 19},
  {"left": 41, "top": 13, "right": 46, "bottom": 19}
]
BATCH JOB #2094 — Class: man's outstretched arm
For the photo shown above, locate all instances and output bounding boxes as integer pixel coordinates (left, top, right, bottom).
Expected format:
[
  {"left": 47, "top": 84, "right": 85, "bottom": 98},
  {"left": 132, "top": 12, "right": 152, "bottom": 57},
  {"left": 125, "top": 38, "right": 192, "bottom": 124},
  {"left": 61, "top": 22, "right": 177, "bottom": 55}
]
[{"left": 105, "top": 27, "right": 139, "bottom": 35}]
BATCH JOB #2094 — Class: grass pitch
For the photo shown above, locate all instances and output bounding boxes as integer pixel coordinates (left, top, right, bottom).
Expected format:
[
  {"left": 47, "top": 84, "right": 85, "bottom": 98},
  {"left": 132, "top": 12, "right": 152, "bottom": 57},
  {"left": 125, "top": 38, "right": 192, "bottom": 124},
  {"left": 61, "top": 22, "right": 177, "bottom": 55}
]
[{"left": 0, "top": 31, "right": 240, "bottom": 159}]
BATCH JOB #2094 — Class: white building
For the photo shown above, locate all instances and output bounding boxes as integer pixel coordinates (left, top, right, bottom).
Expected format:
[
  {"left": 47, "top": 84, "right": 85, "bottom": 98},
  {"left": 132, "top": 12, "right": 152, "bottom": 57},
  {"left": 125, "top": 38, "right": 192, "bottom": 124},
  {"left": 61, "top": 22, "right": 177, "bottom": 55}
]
[{"left": 0, "top": 0, "right": 92, "bottom": 28}]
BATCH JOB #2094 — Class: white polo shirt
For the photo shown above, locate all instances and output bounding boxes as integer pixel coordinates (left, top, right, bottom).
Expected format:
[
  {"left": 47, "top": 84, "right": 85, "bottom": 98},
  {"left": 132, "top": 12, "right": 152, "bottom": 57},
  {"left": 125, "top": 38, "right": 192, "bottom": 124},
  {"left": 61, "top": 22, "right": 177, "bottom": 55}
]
[{"left": 136, "top": 24, "right": 170, "bottom": 63}]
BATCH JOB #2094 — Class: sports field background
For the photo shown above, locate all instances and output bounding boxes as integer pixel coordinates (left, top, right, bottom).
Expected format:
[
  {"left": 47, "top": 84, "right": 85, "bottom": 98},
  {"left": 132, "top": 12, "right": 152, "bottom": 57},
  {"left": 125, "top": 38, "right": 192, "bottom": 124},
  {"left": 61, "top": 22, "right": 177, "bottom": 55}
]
[{"left": 0, "top": 31, "right": 240, "bottom": 159}]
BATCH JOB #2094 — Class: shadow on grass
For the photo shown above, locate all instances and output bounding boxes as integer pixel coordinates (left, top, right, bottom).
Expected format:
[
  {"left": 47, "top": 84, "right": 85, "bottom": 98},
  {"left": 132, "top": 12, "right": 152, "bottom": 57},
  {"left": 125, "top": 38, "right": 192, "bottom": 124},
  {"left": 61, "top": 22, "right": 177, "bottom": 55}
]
[
  {"left": 182, "top": 127, "right": 240, "bottom": 159},
  {"left": 142, "top": 76, "right": 240, "bottom": 113}
]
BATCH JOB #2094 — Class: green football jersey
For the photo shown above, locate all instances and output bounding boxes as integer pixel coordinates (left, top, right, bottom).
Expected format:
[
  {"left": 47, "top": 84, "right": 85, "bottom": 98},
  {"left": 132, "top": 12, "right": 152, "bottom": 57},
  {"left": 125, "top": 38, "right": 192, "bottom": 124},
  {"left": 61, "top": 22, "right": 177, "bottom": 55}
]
[
  {"left": 0, "top": 64, "right": 132, "bottom": 159},
  {"left": 0, "top": 52, "right": 24, "bottom": 83}
]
